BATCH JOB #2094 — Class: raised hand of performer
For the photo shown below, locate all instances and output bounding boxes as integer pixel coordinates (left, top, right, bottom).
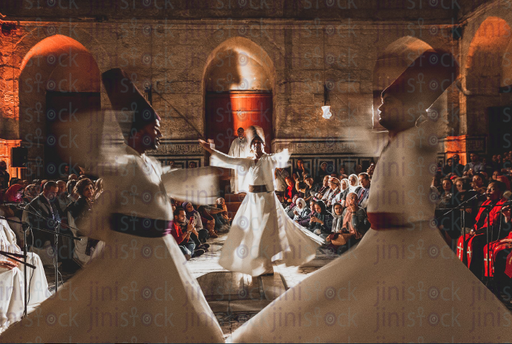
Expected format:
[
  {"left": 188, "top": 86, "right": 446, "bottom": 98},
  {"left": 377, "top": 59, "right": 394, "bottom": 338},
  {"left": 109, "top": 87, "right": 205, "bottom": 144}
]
[{"left": 198, "top": 139, "right": 214, "bottom": 154}]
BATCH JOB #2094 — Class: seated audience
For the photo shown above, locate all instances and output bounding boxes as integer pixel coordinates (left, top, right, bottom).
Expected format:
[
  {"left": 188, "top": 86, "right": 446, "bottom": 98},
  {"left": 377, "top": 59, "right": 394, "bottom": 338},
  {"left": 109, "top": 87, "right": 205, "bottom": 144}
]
[
  {"left": 457, "top": 181, "right": 509, "bottom": 280},
  {"left": 483, "top": 204, "right": 512, "bottom": 298}
]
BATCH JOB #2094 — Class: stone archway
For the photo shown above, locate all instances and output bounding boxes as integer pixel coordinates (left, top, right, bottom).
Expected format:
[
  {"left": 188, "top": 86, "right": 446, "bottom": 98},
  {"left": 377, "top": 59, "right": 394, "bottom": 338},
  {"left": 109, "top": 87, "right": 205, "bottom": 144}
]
[
  {"left": 203, "top": 37, "right": 275, "bottom": 154},
  {"left": 18, "top": 34, "right": 101, "bottom": 179},
  {"left": 464, "top": 17, "right": 512, "bottom": 156}
]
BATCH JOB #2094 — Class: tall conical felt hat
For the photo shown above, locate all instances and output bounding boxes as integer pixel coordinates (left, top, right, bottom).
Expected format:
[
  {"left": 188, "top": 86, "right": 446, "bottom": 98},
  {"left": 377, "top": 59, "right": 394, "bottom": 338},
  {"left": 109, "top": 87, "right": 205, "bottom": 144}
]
[
  {"left": 382, "top": 49, "right": 459, "bottom": 110},
  {"left": 245, "top": 125, "right": 265, "bottom": 146},
  {"left": 102, "top": 68, "right": 160, "bottom": 139}
]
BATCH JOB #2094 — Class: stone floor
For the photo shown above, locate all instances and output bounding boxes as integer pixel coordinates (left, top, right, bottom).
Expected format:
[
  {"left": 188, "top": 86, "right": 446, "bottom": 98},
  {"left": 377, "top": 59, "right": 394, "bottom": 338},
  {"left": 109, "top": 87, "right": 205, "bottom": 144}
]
[
  {"left": 184, "top": 233, "right": 337, "bottom": 338},
  {"left": 46, "top": 232, "right": 512, "bottom": 339}
]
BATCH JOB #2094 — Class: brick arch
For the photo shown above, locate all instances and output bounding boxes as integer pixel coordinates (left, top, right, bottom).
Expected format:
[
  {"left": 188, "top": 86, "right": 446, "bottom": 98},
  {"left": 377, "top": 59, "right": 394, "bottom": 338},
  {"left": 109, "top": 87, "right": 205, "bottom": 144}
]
[
  {"left": 202, "top": 37, "right": 276, "bottom": 154},
  {"left": 465, "top": 17, "right": 511, "bottom": 94},
  {"left": 462, "top": 16, "right": 512, "bottom": 156},
  {"left": 18, "top": 34, "right": 102, "bottom": 179}
]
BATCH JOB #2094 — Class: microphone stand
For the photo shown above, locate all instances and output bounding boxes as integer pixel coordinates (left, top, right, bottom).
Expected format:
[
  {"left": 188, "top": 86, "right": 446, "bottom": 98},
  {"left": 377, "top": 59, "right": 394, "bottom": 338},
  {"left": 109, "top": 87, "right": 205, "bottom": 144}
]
[
  {"left": 435, "top": 192, "right": 481, "bottom": 265},
  {"left": 17, "top": 203, "right": 81, "bottom": 298}
]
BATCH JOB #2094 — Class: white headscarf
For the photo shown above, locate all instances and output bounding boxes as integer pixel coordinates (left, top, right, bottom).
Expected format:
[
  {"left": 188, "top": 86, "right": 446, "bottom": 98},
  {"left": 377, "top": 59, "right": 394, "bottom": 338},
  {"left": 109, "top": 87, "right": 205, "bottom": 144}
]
[{"left": 348, "top": 174, "right": 359, "bottom": 193}]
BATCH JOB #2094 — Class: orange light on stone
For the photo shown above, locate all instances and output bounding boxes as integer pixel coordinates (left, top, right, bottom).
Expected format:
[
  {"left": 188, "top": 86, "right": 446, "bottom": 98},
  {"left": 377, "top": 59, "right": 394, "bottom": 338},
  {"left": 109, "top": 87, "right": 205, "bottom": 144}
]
[{"left": 444, "top": 135, "right": 468, "bottom": 165}]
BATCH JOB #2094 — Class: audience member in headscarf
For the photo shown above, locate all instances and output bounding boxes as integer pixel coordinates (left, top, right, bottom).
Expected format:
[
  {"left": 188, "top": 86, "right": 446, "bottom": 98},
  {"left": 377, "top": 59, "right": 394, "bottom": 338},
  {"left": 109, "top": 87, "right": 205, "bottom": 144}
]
[
  {"left": 308, "top": 200, "right": 332, "bottom": 238},
  {"left": 348, "top": 174, "right": 360, "bottom": 194},
  {"left": 332, "top": 178, "right": 349, "bottom": 208},
  {"left": 298, "top": 200, "right": 317, "bottom": 228},
  {"left": 292, "top": 198, "right": 311, "bottom": 222},
  {"left": 284, "top": 194, "right": 299, "bottom": 219}
]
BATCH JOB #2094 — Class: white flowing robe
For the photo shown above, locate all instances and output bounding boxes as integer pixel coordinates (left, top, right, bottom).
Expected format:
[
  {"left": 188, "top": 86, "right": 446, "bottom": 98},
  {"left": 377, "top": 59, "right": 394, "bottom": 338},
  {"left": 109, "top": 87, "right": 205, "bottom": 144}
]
[
  {"left": 231, "top": 124, "right": 512, "bottom": 342},
  {"left": 228, "top": 137, "right": 248, "bottom": 193},
  {"left": 211, "top": 149, "right": 322, "bottom": 276},
  {"left": 0, "top": 220, "right": 49, "bottom": 332},
  {"left": 0, "top": 146, "right": 224, "bottom": 343}
]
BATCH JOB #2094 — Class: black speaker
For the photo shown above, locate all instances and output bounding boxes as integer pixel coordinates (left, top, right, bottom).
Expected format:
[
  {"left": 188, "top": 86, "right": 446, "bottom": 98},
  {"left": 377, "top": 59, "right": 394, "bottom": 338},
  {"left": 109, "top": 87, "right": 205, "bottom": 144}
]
[{"left": 11, "top": 147, "right": 28, "bottom": 167}]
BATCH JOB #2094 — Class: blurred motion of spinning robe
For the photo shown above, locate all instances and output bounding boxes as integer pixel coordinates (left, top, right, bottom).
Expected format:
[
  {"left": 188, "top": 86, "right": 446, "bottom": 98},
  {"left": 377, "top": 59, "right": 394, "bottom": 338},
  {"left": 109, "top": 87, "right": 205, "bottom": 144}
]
[
  {"left": 0, "top": 69, "right": 224, "bottom": 343},
  {"left": 231, "top": 50, "right": 512, "bottom": 343}
]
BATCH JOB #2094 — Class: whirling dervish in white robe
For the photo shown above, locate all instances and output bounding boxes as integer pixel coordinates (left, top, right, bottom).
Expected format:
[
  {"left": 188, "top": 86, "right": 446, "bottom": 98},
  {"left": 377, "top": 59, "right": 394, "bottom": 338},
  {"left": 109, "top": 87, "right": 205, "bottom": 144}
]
[
  {"left": 0, "top": 68, "right": 225, "bottom": 343},
  {"left": 200, "top": 126, "right": 323, "bottom": 277},
  {"left": 231, "top": 50, "right": 512, "bottom": 342},
  {"left": 0, "top": 219, "right": 49, "bottom": 333},
  {"left": 228, "top": 128, "right": 248, "bottom": 194}
]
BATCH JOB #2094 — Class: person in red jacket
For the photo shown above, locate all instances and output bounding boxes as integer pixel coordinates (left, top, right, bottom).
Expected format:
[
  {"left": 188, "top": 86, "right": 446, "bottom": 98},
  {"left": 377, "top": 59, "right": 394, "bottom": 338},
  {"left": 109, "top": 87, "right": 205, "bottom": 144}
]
[
  {"left": 457, "top": 180, "right": 508, "bottom": 279},
  {"left": 171, "top": 207, "right": 196, "bottom": 260}
]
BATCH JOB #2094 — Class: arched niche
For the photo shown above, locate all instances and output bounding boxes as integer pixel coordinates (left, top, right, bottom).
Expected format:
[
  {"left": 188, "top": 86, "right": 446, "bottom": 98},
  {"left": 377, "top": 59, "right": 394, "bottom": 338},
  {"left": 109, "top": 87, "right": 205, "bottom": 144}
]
[
  {"left": 203, "top": 37, "right": 275, "bottom": 154},
  {"left": 464, "top": 17, "right": 512, "bottom": 154},
  {"left": 19, "top": 34, "right": 102, "bottom": 179}
]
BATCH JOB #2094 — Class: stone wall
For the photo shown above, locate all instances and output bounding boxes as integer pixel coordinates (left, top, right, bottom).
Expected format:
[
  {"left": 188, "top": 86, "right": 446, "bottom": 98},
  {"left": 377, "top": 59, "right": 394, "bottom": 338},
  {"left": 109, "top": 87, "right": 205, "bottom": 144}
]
[{"left": 0, "top": 0, "right": 508, "bottom": 178}]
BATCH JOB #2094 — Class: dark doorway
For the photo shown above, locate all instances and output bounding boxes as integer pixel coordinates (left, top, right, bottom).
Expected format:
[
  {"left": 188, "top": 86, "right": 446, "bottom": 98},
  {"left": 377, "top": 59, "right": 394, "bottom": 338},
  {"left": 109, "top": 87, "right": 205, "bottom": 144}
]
[{"left": 45, "top": 91, "right": 101, "bottom": 179}]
